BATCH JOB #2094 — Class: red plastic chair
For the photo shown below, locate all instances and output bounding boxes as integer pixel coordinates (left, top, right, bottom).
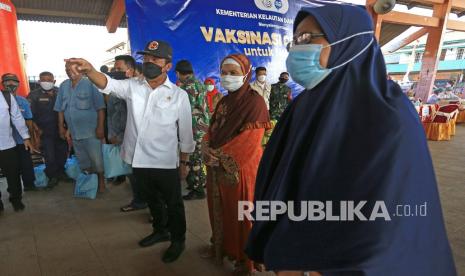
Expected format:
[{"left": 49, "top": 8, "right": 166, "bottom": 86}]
[{"left": 432, "top": 104, "right": 459, "bottom": 123}]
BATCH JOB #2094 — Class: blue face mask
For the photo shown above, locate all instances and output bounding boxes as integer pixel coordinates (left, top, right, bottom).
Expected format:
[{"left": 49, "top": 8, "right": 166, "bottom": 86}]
[
  {"left": 286, "top": 44, "right": 331, "bottom": 90},
  {"left": 286, "top": 31, "right": 374, "bottom": 90}
]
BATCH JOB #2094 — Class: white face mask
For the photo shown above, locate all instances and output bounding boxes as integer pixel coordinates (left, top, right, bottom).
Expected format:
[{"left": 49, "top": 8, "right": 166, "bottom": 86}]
[
  {"left": 257, "top": 75, "right": 266, "bottom": 82},
  {"left": 206, "top": 84, "right": 215, "bottom": 92},
  {"left": 40, "top": 81, "right": 54, "bottom": 91},
  {"left": 221, "top": 75, "right": 244, "bottom": 92}
]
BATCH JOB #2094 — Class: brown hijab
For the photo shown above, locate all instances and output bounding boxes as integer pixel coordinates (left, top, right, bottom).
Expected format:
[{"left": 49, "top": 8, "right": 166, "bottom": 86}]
[{"left": 209, "top": 54, "right": 270, "bottom": 149}]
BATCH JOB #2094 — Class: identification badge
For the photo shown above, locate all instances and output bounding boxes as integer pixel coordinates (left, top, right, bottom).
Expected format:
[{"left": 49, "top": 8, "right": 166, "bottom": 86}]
[{"left": 39, "top": 98, "right": 50, "bottom": 102}]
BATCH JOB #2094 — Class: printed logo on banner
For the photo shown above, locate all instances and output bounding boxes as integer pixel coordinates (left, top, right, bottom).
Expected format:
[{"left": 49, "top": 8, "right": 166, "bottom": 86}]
[{"left": 255, "top": 0, "right": 289, "bottom": 14}]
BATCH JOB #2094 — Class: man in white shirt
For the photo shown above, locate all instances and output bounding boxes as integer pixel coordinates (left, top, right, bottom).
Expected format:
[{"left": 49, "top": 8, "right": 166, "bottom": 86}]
[
  {"left": 250, "top": 66, "right": 272, "bottom": 110},
  {"left": 1, "top": 77, "right": 35, "bottom": 212},
  {"left": 64, "top": 40, "right": 194, "bottom": 263},
  {"left": 439, "top": 87, "right": 460, "bottom": 100}
]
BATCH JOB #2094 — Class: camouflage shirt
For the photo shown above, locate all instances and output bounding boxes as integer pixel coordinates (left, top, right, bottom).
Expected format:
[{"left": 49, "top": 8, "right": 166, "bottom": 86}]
[
  {"left": 179, "top": 76, "right": 209, "bottom": 139},
  {"left": 269, "top": 82, "right": 291, "bottom": 121}
]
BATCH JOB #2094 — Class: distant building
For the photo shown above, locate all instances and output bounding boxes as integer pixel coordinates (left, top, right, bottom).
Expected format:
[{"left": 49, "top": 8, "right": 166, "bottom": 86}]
[
  {"left": 102, "top": 41, "right": 132, "bottom": 69},
  {"left": 384, "top": 31, "right": 465, "bottom": 86}
]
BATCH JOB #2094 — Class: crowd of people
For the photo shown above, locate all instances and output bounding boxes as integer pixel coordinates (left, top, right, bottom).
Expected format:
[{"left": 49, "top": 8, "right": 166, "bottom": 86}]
[{"left": 0, "top": 2, "right": 458, "bottom": 275}]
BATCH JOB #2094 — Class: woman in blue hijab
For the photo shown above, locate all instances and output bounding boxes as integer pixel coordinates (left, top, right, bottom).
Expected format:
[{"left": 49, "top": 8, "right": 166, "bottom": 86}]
[{"left": 245, "top": 1, "right": 456, "bottom": 275}]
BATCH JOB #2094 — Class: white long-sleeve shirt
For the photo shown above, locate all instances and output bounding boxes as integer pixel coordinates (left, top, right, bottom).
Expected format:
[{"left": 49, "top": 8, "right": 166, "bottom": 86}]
[
  {"left": 100, "top": 75, "right": 195, "bottom": 169},
  {"left": 0, "top": 92, "right": 30, "bottom": 150}
]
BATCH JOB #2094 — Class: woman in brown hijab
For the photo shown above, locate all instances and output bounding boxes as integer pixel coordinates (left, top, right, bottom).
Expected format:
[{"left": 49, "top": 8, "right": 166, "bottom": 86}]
[{"left": 202, "top": 54, "right": 271, "bottom": 274}]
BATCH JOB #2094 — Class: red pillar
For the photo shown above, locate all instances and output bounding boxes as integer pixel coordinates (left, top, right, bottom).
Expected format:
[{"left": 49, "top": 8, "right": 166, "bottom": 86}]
[
  {"left": 0, "top": 0, "right": 29, "bottom": 96},
  {"left": 414, "top": 1, "right": 452, "bottom": 101}
]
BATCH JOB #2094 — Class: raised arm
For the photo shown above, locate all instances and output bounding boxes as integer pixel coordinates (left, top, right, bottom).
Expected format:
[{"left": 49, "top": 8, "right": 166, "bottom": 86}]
[
  {"left": 65, "top": 58, "right": 130, "bottom": 100},
  {"left": 65, "top": 58, "right": 107, "bottom": 89}
]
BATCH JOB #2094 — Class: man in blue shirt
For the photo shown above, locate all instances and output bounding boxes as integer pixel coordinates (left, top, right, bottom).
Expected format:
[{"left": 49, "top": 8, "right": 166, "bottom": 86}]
[
  {"left": 54, "top": 65, "right": 106, "bottom": 192},
  {"left": 427, "top": 88, "right": 441, "bottom": 104},
  {"left": 2, "top": 74, "right": 36, "bottom": 191},
  {"left": 28, "top": 72, "right": 68, "bottom": 188}
]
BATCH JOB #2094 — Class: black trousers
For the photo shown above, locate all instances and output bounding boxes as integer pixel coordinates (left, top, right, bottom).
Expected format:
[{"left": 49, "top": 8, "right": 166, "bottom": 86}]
[
  {"left": 134, "top": 167, "right": 186, "bottom": 242},
  {"left": 0, "top": 147, "right": 22, "bottom": 202},
  {"left": 41, "top": 135, "right": 68, "bottom": 178},
  {"left": 16, "top": 144, "right": 35, "bottom": 188}
]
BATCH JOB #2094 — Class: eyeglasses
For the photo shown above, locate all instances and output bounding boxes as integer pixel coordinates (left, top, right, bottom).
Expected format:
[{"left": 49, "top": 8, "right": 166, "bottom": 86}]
[{"left": 286, "top": 32, "right": 325, "bottom": 51}]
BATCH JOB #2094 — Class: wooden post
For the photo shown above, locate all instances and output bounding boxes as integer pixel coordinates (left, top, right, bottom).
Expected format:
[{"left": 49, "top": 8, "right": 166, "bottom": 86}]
[
  {"left": 106, "top": 0, "right": 125, "bottom": 33},
  {"left": 366, "top": 0, "right": 383, "bottom": 41},
  {"left": 414, "top": 0, "right": 452, "bottom": 101}
]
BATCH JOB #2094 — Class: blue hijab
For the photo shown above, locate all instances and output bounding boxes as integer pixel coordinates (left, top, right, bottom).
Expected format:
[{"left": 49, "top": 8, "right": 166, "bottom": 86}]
[{"left": 245, "top": 2, "right": 456, "bottom": 275}]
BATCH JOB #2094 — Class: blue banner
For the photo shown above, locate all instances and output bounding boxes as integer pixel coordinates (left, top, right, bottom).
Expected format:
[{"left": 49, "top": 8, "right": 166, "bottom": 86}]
[{"left": 125, "top": 0, "right": 309, "bottom": 96}]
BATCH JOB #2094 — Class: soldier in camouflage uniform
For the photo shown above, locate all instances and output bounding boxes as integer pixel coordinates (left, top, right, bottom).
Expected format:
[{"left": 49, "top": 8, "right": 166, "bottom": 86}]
[
  {"left": 263, "top": 72, "right": 292, "bottom": 146},
  {"left": 269, "top": 72, "right": 292, "bottom": 121},
  {"left": 175, "top": 60, "right": 209, "bottom": 200}
]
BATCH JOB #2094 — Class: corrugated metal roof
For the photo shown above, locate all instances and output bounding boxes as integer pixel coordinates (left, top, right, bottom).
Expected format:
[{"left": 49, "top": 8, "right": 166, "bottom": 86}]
[
  {"left": 11, "top": 0, "right": 126, "bottom": 27},
  {"left": 8, "top": 1, "right": 442, "bottom": 46},
  {"left": 380, "top": 23, "right": 411, "bottom": 47},
  {"left": 396, "top": 0, "right": 465, "bottom": 14}
]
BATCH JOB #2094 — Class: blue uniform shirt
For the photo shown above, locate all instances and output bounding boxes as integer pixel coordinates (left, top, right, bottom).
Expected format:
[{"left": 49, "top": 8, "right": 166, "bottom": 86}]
[
  {"left": 54, "top": 78, "right": 105, "bottom": 140},
  {"left": 13, "top": 95, "right": 33, "bottom": 145}
]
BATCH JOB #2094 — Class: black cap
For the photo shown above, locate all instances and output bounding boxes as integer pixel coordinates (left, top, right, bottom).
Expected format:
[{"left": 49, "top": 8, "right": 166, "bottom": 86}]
[
  {"left": 137, "top": 40, "right": 172, "bottom": 60},
  {"left": 1, "top": 73, "right": 19, "bottom": 83},
  {"left": 175, "top": 60, "right": 193, "bottom": 74}
]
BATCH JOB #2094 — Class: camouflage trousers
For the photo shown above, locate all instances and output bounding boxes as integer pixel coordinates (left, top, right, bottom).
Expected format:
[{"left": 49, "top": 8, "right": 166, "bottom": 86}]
[
  {"left": 262, "top": 119, "right": 277, "bottom": 147},
  {"left": 186, "top": 137, "right": 206, "bottom": 195}
]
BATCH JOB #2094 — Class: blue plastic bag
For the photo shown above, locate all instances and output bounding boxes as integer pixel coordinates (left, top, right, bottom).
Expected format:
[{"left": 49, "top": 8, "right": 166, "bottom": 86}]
[
  {"left": 102, "top": 144, "right": 132, "bottom": 178},
  {"left": 74, "top": 173, "right": 98, "bottom": 199},
  {"left": 34, "top": 164, "right": 48, "bottom": 188},
  {"left": 65, "top": 155, "right": 81, "bottom": 180}
]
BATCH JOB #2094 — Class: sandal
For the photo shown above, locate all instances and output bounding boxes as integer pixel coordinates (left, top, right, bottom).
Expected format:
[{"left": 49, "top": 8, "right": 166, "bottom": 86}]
[{"left": 120, "top": 204, "right": 138, "bottom": 212}]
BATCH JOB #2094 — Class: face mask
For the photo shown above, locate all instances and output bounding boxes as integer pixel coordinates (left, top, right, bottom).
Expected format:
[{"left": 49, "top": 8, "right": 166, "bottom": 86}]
[
  {"left": 286, "top": 31, "right": 374, "bottom": 90},
  {"left": 107, "top": 71, "right": 128, "bottom": 80},
  {"left": 5, "top": 83, "right": 18, "bottom": 93},
  {"left": 40, "top": 81, "right": 54, "bottom": 91},
  {"left": 279, "top": 78, "right": 288, "bottom": 83},
  {"left": 206, "top": 84, "right": 215, "bottom": 92},
  {"left": 257, "top": 75, "right": 266, "bottom": 82},
  {"left": 221, "top": 75, "right": 244, "bottom": 92},
  {"left": 143, "top": 62, "right": 163, "bottom": 80}
]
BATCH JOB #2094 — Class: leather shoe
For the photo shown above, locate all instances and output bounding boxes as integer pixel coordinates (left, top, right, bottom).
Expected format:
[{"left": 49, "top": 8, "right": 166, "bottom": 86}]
[
  {"left": 182, "top": 191, "right": 206, "bottom": 200},
  {"left": 138, "top": 231, "right": 170, "bottom": 247},
  {"left": 0, "top": 200, "right": 4, "bottom": 212},
  {"left": 162, "top": 241, "right": 185, "bottom": 263},
  {"left": 12, "top": 200, "right": 25, "bottom": 212},
  {"left": 23, "top": 186, "right": 38, "bottom": 192}
]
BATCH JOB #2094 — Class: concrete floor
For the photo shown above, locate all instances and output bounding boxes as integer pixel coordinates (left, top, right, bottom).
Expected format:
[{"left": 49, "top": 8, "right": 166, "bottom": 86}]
[{"left": 1, "top": 125, "right": 464, "bottom": 276}]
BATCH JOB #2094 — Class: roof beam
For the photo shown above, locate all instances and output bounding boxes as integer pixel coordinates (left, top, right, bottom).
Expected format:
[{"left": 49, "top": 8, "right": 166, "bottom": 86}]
[
  {"left": 452, "top": 0, "right": 465, "bottom": 9},
  {"left": 16, "top": 8, "right": 106, "bottom": 20},
  {"left": 381, "top": 11, "right": 440, "bottom": 27},
  {"left": 384, "top": 27, "right": 429, "bottom": 53},
  {"left": 447, "top": 19, "right": 465, "bottom": 31},
  {"left": 106, "top": 0, "right": 125, "bottom": 33},
  {"left": 412, "top": 0, "right": 445, "bottom": 4}
]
